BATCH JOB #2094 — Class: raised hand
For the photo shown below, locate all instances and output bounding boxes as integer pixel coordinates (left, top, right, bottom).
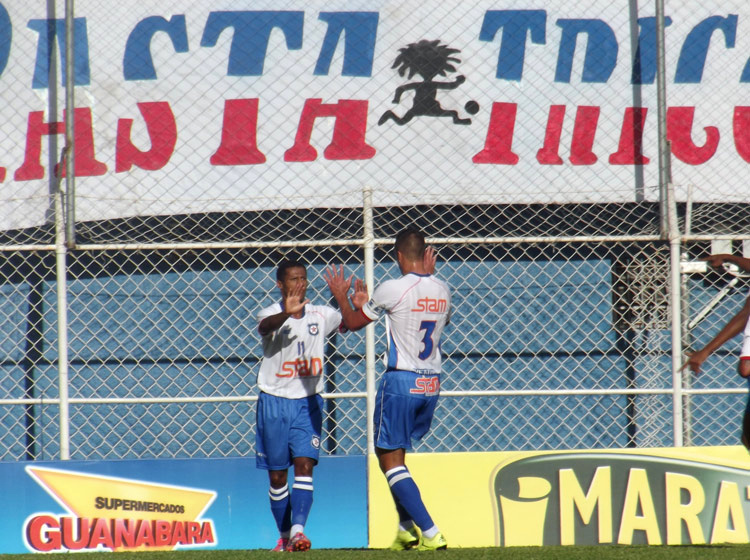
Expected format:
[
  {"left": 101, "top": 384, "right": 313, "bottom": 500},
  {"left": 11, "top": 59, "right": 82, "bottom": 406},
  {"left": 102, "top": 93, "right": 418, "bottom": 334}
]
[
  {"left": 324, "top": 265, "right": 352, "bottom": 301},
  {"left": 283, "top": 281, "right": 309, "bottom": 315},
  {"left": 350, "top": 278, "right": 369, "bottom": 310},
  {"left": 423, "top": 246, "right": 437, "bottom": 275}
]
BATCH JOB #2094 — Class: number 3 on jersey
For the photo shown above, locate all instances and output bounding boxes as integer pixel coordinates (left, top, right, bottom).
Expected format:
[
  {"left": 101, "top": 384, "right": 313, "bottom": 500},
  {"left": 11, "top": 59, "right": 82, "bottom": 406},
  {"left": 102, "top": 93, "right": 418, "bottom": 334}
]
[{"left": 418, "top": 320, "right": 436, "bottom": 359}]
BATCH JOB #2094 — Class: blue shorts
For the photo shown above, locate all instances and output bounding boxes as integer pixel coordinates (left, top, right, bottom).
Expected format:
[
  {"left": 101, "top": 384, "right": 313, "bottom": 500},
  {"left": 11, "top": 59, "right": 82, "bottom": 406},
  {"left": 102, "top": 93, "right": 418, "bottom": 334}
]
[
  {"left": 373, "top": 370, "right": 440, "bottom": 451},
  {"left": 255, "top": 392, "right": 323, "bottom": 470}
]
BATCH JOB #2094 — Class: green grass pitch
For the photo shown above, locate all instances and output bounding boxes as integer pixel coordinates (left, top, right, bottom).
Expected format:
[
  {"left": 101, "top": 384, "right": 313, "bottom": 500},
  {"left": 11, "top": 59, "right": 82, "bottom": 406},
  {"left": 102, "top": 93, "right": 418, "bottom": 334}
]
[{"left": 4, "top": 546, "right": 750, "bottom": 560}]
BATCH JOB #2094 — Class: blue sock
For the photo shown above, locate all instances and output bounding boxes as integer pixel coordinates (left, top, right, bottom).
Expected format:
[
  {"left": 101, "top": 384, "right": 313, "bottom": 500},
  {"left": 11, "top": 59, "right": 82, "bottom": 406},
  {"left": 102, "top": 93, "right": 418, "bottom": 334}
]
[
  {"left": 291, "top": 476, "right": 314, "bottom": 528},
  {"left": 269, "top": 484, "right": 291, "bottom": 535},
  {"left": 385, "top": 466, "right": 434, "bottom": 532},
  {"left": 390, "top": 488, "right": 413, "bottom": 526}
]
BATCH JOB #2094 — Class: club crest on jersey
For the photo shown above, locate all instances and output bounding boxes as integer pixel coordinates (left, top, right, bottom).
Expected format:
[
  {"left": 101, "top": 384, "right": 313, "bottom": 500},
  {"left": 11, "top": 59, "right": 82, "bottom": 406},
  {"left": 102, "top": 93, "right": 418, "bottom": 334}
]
[{"left": 308, "top": 323, "right": 319, "bottom": 335}]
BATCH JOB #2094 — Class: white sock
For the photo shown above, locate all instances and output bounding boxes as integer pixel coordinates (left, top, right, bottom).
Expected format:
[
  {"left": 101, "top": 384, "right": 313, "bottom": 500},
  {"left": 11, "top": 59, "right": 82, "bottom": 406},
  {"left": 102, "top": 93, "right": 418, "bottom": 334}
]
[
  {"left": 290, "top": 523, "right": 304, "bottom": 537},
  {"left": 422, "top": 525, "right": 439, "bottom": 539}
]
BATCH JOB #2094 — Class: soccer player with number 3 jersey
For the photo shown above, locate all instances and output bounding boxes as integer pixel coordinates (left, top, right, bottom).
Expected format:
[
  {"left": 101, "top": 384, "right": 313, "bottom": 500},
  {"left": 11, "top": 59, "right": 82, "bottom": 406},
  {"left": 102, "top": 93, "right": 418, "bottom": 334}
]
[
  {"left": 256, "top": 257, "right": 366, "bottom": 552},
  {"left": 325, "top": 228, "right": 452, "bottom": 551}
]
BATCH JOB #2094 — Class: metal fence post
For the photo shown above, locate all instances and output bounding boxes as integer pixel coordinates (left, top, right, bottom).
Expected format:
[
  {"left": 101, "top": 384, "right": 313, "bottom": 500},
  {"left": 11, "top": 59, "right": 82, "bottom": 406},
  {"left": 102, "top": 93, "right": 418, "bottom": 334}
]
[
  {"left": 64, "top": 0, "right": 76, "bottom": 247},
  {"left": 55, "top": 156, "right": 70, "bottom": 460},
  {"left": 54, "top": 0, "right": 77, "bottom": 460},
  {"left": 362, "top": 187, "right": 376, "bottom": 455},
  {"left": 654, "top": 0, "right": 683, "bottom": 446}
]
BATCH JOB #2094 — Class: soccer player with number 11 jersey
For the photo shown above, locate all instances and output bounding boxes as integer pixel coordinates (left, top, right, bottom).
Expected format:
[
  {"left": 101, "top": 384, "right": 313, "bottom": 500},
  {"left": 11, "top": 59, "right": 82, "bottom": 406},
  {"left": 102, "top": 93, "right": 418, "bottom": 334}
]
[{"left": 255, "top": 257, "right": 366, "bottom": 551}]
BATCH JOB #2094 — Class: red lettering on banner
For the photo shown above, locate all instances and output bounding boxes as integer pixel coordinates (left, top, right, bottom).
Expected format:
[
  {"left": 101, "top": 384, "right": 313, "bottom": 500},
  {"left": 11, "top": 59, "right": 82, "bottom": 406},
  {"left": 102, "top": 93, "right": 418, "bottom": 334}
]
[
  {"left": 88, "top": 518, "right": 115, "bottom": 549},
  {"left": 116, "top": 101, "right": 177, "bottom": 172},
  {"left": 60, "top": 108, "right": 108, "bottom": 178},
  {"left": 134, "top": 518, "right": 155, "bottom": 547},
  {"left": 26, "top": 515, "right": 61, "bottom": 552},
  {"left": 169, "top": 520, "right": 186, "bottom": 546},
  {"left": 199, "top": 521, "right": 215, "bottom": 544},
  {"left": 285, "top": 98, "right": 376, "bottom": 161},
  {"left": 15, "top": 108, "right": 107, "bottom": 180},
  {"left": 113, "top": 518, "right": 137, "bottom": 549},
  {"left": 6, "top": 100, "right": 748, "bottom": 185},
  {"left": 61, "top": 516, "right": 89, "bottom": 550},
  {"left": 210, "top": 98, "right": 266, "bottom": 165},
  {"left": 734, "top": 106, "right": 750, "bottom": 163},
  {"left": 186, "top": 521, "right": 201, "bottom": 543},
  {"left": 609, "top": 107, "right": 650, "bottom": 165},
  {"left": 569, "top": 106, "right": 600, "bottom": 165},
  {"left": 537, "top": 104, "right": 565, "bottom": 165},
  {"left": 154, "top": 519, "right": 171, "bottom": 547},
  {"left": 667, "top": 106, "right": 719, "bottom": 165},
  {"left": 24, "top": 516, "right": 216, "bottom": 551},
  {"left": 473, "top": 102, "right": 519, "bottom": 164},
  {"left": 14, "top": 111, "right": 59, "bottom": 180}
]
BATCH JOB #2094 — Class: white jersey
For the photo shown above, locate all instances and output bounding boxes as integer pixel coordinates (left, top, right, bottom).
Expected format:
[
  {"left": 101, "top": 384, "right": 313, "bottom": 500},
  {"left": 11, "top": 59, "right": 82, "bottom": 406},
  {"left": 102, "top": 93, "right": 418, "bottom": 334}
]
[
  {"left": 362, "top": 273, "right": 451, "bottom": 374},
  {"left": 257, "top": 302, "right": 342, "bottom": 398},
  {"left": 742, "top": 310, "right": 750, "bottom": 359}
]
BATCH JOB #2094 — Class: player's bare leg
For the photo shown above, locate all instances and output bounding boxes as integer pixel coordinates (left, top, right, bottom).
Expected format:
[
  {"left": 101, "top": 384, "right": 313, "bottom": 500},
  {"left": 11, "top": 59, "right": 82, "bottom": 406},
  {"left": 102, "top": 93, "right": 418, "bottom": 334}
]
[{"left": 376, "top": 447, "right": 406, "bottom": 472}]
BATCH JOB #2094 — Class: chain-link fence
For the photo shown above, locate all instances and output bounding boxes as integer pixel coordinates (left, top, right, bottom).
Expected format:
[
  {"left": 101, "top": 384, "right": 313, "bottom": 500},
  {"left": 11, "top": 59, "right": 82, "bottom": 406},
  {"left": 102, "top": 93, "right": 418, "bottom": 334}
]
[{"left": 2, "top": 1, "right": 750, "bottom": 460}]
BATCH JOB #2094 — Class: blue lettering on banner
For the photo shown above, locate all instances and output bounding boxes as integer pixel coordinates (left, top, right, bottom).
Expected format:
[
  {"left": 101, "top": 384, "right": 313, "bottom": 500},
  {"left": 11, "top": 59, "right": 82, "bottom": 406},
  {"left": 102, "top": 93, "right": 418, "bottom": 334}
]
[
  {"left": 315, "top": 12, "right": 379, "bottom": 76},
  {"left": 5, "top": 8, "right": 749, "bottom": 87},
  {"left": 675, "top": 14, "right": 736, "bottom": 83},
  {"left": 124, "top": 15, "right": 189, "bottom": 81},
  {"left": 555, "top": 19, "right": 618, "bottom": 83},
  {"left": 28, "top": 17, "right": 90, "bottom": 88},
  {"left": 631, "top": 17, "right": 672, "bottom": 84},
  {"left": 0, "top": 3, "right": 10, "bottom": 77},
  {"left": 479, "top": 10, "right": 547, "bottom": 81},
  {"left": 200, "top": 11, "right": 304, "bottom": 76}
]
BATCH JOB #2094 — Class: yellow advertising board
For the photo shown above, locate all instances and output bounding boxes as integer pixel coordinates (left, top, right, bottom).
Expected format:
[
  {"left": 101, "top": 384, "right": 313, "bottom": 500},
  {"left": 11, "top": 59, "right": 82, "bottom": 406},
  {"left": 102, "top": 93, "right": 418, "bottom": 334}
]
[{"left": 368, "top": 446, "right": 750, "bottom": 548}]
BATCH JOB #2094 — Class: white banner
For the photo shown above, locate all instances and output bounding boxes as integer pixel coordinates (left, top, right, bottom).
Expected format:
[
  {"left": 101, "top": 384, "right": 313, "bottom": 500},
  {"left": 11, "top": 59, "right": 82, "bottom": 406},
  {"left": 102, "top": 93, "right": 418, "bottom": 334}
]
[{"left": 1, "top": 0, "right": 748, "bottom": 230}]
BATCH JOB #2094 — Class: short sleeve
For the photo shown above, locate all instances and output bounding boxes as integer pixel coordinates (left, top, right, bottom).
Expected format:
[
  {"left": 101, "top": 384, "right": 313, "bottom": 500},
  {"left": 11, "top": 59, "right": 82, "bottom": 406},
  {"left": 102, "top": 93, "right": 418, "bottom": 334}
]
[
  {"left": 362, "top": 280, "right": 400, "bottom": 321},
  {"left": 324, "top": 306, "right": 343, "bottom": 335},
  {"left": 257, "top": 303, "right": 283, "bottom": 328}
]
